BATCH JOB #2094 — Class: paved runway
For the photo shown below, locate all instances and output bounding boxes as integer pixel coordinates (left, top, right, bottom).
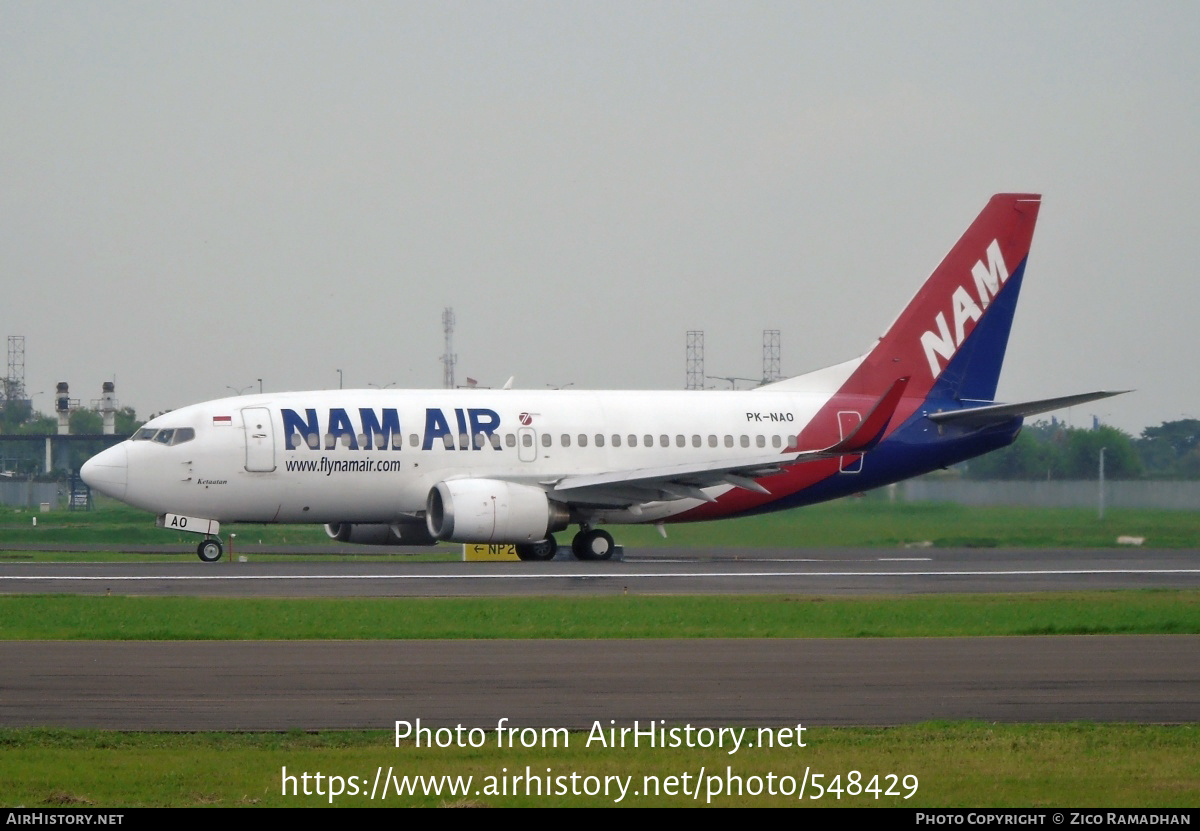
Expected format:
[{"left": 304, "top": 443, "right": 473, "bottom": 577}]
[
  {"left": 3, "top": 636, "right": 1198, "bottom": 730},
  {"left": 1, "top": 547, "right": 1197, "bottom": 595},
  {"left": 3, "top": 547, "right": 1197, "bottom": 731}
]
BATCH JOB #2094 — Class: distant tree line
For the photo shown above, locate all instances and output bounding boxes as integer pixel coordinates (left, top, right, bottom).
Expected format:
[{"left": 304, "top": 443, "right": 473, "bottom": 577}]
[
  {"left": 964, "top": 418, "right": 1200, "bottom": 480},
  {"left": 0, "top": 403, "right": 143, "bottom": 476}
]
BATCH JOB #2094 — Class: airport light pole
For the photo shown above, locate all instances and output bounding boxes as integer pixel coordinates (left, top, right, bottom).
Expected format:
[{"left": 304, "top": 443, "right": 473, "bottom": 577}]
[
  {"left": 337, "top": 369, "right": 343, "bottom": 390},
  {"left": 1098, "top": 446, "right": 1107, "bottom": 520}
]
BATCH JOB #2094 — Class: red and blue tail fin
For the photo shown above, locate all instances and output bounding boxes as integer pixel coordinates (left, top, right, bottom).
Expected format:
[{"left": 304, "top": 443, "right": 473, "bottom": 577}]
[{"left": 841, "top": 193, "right": 1041, "bottom": 405}]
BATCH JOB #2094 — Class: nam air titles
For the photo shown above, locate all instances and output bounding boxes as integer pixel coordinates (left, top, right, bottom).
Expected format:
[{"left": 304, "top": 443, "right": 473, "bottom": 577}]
[{"left": 282, "top": 407, "right": 502, "bottom": 451}]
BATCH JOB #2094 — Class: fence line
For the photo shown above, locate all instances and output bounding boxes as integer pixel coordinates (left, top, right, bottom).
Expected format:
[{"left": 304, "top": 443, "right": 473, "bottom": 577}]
[{"left": 902, "top": 479, "right": 1200, "bottom": 511}]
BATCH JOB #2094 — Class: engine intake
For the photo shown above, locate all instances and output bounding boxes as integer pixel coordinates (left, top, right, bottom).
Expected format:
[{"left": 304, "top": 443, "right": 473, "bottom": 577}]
[{"left": 426, "top": 479, "right": 569, "bottom": 543}]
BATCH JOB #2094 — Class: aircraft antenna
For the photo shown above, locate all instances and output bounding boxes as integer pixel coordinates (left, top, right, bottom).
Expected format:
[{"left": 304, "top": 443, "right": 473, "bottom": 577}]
[
  {"left": 763, "top": 329, "right": 781, "bottom": 383},
  {"left": 686, "top": 330, "right": 704, "bottom": 390},
  {"left": 441, "top": 307, "right": 457, "bottom": 390}
]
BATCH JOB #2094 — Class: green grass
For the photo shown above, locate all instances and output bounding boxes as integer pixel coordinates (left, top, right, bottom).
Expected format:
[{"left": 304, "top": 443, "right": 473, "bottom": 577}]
[
  {"left": 0, "top": 501, "right": 331, "bottom": 547},
  {"left": 3, "top": 498, "right": 1197, "bottom": 555},
  {"left": 2, "top": 592, "right": 1198, "bottom": 640},
  {"left": 1, "top": 724, "right": 1196, "bottom": 807}
]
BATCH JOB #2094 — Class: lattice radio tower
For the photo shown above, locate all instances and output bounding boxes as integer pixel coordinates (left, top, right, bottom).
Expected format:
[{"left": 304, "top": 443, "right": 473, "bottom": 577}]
[
  {"left": 4, "top": 336, "right": 25, "bottom": 405},
  {"left": 686, "top": 330, "right": 705, "bottom": 390},
  {"left": 440, "top": 307, "right": 457, "bottom": 390},
  {"left": 762, "top": 329, "right": 781, "bottom": 383}
]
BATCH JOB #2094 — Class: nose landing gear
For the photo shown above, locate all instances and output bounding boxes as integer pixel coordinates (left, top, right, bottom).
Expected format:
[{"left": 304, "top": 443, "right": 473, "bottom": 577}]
[{"left": 197, "top": 537, "right": 223, "bottom": 562}]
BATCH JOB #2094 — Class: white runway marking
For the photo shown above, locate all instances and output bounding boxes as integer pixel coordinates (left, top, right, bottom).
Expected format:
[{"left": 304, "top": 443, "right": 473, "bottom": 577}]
[{"left": 4, "top": 569, "right": 1200, "bottom": 581}]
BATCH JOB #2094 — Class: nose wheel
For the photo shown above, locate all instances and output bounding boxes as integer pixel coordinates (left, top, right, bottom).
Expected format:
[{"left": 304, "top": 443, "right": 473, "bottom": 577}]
[{"left": 197, "top": 538, "right": 224, "bottom": 562}]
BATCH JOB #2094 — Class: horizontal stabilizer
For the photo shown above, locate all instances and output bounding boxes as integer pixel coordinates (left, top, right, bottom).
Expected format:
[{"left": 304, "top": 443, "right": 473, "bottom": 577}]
[{"left": 926, "top": 390, "right": 1130, "bottom": 428}]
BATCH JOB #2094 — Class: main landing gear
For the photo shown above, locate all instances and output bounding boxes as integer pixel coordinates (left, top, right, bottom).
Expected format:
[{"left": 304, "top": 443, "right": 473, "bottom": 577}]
[
  {"left": 514, "top": 537, "right": 558, "bottom": 561},
  {"left": 572, "top": 528, "right": 615, "bottom": 561},
  {"left": 197, "top": 537, "right": 223, "bottom": 562},
  {"left": 512, "top": 526, "right": 617, "bottom": 562}
]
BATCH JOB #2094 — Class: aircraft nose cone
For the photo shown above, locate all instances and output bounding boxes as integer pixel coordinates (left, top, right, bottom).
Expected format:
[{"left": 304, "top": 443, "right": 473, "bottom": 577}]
[{"left": 81, "top": 443, "right": 128, "bottom": 501}]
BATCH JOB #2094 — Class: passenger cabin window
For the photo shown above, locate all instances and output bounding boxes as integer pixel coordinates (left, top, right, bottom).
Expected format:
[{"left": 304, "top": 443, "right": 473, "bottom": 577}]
[
  {"left": 724, "top": 435, "right": 733, "bottom": 448},
  {"left": 442, "top": 434, "right": 455, "bottom": 449},
  {"left": 410, "top": 434, "right": 420, "bottom": 448},
  {"left": 659, "top": 435, "right": 669, "bottom": 447},
  {"left": 541, "top": 433, "right": 551, "bottom": 448},
  {"left": 561, "top": 434, "right": 571, "bottom": 447},
  {"left": 708, "top": 435, "right": 717, "bottom": 448},
  {"left": 756, "top": 435, "right": 766, "bottom": 448},
  {"left": 628, "top": 434, "right": 638, "bottom": 447},
  {"left": 595, "top": 434, "right": 605, "bottom": 447},
  {"left": 578, "top": 434, "right": 588, "bottom": 447},
  {"left": 692, "top": 435, "right": 701, "bottom": 448},
  {"left": 506, "top": 434, "right": 516, "bottom": 448},
  {"left": 772, "top": 435, "right": 782, "bottom": 448},
  {"left": 740, "top": 435, "right": 750, "bottom": 448},
  {"left": 612, "top": 434, "right": 621, "bottom": 447},
  {"left": 521, "top": 433, "right": 533, "bottom": 447}
]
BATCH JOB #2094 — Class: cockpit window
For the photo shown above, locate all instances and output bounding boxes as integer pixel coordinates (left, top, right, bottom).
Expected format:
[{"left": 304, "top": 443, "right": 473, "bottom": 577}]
[{"left": 135, "top": 427, "right": 195, "bottom": 445}]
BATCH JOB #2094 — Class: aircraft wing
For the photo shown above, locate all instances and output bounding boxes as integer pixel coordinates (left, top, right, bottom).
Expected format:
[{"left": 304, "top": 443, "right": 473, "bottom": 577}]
[
  {"left": 925, "top": 390, "right": 1130, "bottom": 429},
  {"left": 548, "top": 377, "right": 910, "bottom": 507},
  {"left": 549, "top": 452, "right": 797, "bottom": 506}
]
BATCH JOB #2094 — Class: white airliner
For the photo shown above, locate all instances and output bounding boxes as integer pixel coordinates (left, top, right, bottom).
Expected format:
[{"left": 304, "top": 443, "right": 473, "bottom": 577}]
[{"left": 82, "top": 194, "right": 1122, "bottom": 562}]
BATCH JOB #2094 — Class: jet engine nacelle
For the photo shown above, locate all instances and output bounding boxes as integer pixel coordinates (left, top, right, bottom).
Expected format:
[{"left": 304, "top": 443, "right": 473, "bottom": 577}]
[
  {"left": 426, "top": 479, "right": 570, "bottom": 543},
  {"left": 324, "top": 521, "right": 437, "bottom": 546}
]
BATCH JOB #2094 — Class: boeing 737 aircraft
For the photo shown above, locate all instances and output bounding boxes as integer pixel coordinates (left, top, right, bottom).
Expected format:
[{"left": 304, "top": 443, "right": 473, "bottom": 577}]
[{"left": 82, "top": 194, "right": 1122, "bottom": 561}]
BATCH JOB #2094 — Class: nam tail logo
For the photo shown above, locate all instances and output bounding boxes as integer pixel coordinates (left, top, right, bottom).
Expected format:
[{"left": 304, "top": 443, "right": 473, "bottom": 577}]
[{"left": 919, "top": 239, "right": 1008, "bottom": 378}]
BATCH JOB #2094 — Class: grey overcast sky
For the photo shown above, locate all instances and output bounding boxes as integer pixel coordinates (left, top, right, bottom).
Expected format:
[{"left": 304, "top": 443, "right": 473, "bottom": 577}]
[{"left": 2, "top": 1, "right": 1197, "bottom": 433}]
